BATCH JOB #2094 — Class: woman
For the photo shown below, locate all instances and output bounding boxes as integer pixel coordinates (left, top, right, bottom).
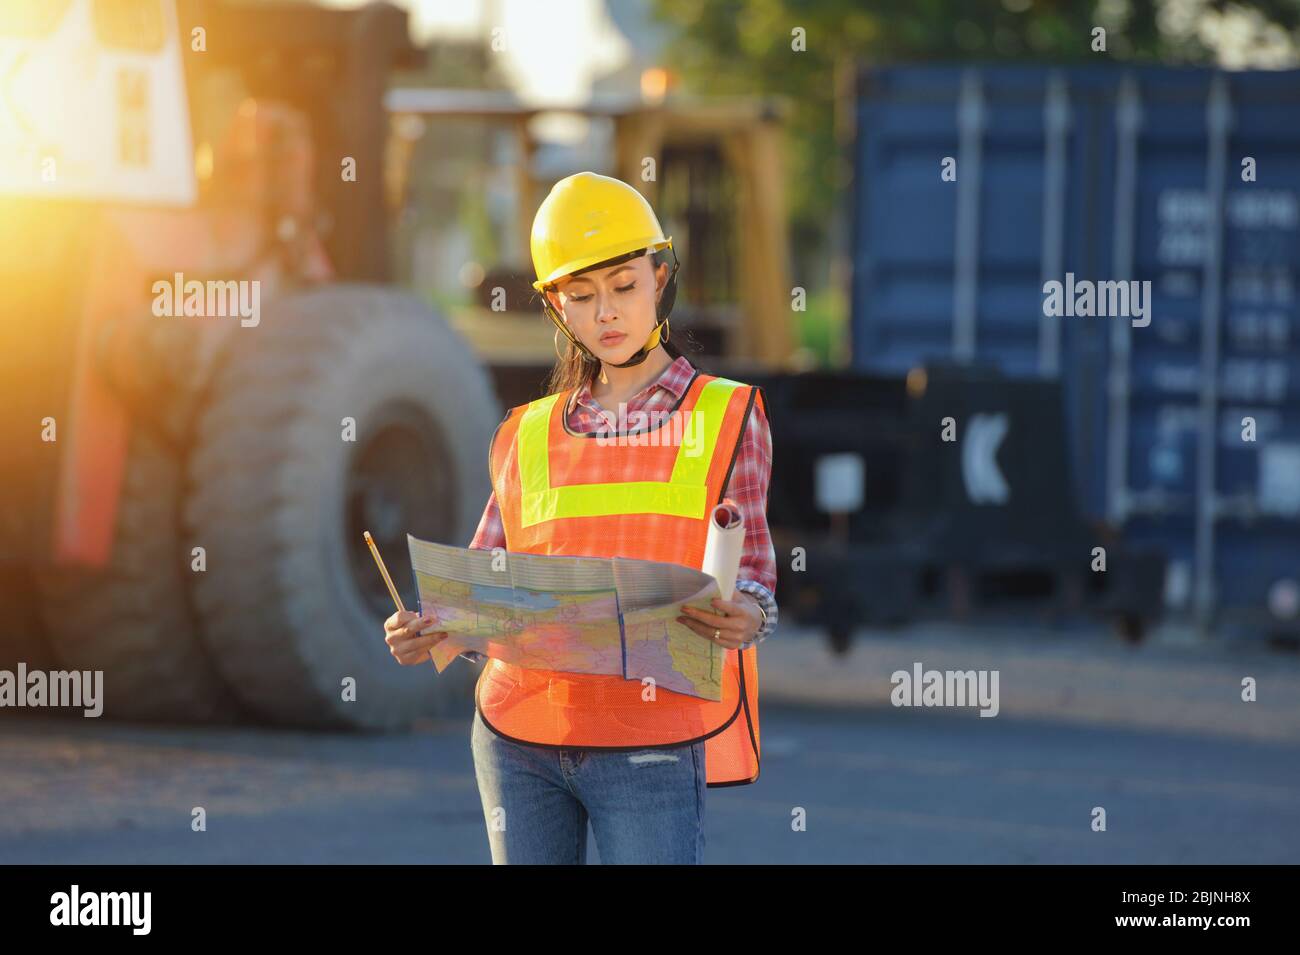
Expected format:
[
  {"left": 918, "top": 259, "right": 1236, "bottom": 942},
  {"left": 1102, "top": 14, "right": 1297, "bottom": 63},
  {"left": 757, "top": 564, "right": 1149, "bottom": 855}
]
[{"left": 383, "top": 172, "right": 778, "bottom": 864}]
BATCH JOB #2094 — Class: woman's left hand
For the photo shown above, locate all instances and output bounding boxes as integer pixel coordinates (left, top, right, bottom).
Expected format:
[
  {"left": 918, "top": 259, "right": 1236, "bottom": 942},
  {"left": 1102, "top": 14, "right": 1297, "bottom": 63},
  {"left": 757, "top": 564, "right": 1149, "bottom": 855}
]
[{"left": 677, "top": 593, "right": 762, "bottom": 650}]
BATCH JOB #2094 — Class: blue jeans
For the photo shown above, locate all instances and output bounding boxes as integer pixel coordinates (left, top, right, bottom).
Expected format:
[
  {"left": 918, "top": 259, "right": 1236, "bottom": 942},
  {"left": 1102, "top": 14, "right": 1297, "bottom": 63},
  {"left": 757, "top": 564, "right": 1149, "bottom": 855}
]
[{"left": 470, "top": 706, "right": 706, "bottom": 864}]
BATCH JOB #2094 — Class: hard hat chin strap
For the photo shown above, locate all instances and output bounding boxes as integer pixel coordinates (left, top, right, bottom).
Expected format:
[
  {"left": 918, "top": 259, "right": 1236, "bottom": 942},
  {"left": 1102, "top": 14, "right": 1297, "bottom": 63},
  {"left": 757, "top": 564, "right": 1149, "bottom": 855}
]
[
  {"left": 542, "top": 248, "right": 679, "bottom": 371},
  {"left": 610, "top": 345, "right": 655, "bottom": 368},
  {"left": 545, "top": 306, "right": 665, "bottom": 368},
  {"left": 607, "top": 315, "right": 670, "bottom": 368}
]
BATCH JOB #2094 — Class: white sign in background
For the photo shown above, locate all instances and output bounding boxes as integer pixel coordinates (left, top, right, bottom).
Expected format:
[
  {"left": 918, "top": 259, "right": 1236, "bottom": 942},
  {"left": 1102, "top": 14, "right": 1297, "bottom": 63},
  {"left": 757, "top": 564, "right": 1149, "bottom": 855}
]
[{"left": 0, "top": 0, "right": 195, "bottom": 205}]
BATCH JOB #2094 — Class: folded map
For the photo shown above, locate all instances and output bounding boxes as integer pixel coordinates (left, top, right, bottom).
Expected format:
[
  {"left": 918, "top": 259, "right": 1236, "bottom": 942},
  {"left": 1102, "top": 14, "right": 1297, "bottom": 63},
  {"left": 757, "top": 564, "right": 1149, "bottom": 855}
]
[{"left": 406, "top": 535, "right": 727, "bottom": 700}]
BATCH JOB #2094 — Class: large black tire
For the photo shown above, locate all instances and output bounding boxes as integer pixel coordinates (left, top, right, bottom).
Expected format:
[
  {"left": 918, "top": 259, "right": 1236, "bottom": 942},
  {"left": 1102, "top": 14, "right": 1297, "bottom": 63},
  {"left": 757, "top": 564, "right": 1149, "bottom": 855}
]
[
  {"left": 35, "top": 427, "right": 245, "bottom": 722},
  {"left": 184, "top": 286, "right": 498, "bottom": 729}
]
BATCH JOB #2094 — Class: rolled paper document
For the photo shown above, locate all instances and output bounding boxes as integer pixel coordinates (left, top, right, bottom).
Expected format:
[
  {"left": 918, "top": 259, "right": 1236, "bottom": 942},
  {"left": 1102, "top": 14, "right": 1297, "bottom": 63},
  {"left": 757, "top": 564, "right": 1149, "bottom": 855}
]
[{"left": 702, "top": 498, "right": 745, "bottom": 601}]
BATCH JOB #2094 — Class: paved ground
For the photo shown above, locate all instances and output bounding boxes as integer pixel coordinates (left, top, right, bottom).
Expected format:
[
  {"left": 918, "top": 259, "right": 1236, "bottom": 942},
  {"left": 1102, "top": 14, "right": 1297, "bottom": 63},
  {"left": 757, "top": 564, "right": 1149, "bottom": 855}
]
[
  {"left": 2, "top": 624, "right": 1297, "bottom": 864},
  {"left": 760, "top": 620, "right": 1300, "bottom": 744}
]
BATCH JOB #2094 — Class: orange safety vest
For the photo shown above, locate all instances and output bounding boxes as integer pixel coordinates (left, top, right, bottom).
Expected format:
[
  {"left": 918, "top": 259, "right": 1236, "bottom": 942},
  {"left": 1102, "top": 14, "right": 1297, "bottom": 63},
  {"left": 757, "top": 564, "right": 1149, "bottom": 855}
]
[{"left": 476, "top": 367, "right": 764, "bottom": 787}]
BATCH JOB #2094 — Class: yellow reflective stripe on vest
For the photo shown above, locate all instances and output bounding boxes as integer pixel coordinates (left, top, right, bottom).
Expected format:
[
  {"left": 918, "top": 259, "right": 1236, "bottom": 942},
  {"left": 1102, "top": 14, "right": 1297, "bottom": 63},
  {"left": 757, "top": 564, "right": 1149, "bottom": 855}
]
[
  {"left": 524, "top": 481, "right": 708, "bottom": 524},
  {"left": 517, "top": 393, "right": 561, "bottom": 505},
  {"left": 669, "top": 376, "right": 742, "bottom": 487},
  {"left": 516, "top": 378, "right": 744, "bottom": 527}
]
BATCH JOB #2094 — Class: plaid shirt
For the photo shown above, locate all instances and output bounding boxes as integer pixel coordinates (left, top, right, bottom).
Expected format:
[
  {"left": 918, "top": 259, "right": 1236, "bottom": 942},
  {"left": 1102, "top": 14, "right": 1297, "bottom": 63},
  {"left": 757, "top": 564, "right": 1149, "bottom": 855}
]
[{"left": 461, "top": 354, "right": 778, "bottom": 664}]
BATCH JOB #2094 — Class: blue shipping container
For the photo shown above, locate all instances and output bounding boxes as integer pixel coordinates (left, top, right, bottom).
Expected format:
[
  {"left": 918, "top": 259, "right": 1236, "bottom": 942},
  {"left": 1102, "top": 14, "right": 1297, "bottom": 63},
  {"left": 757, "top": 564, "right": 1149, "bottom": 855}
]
[{"left": 850, "top": 64, "right": 1300, "bottom": 635}]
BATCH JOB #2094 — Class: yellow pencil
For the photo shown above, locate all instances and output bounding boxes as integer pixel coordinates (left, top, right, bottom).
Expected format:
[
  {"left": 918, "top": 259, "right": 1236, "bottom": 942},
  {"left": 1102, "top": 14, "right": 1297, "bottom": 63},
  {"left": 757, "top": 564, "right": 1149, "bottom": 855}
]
[
  {"left": 365, "top": 532, "right": 439, "bottom": 661},
  {"left": 363, "top": 530, "right": 407, "bottom": 614}
]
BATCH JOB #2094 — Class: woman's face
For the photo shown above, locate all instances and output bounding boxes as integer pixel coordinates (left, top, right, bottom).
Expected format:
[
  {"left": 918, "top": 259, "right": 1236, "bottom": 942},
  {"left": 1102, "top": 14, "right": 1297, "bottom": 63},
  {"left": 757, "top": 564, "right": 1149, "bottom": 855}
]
[{"left": 546, "top": 253, "right": 669, "bottom": 363}]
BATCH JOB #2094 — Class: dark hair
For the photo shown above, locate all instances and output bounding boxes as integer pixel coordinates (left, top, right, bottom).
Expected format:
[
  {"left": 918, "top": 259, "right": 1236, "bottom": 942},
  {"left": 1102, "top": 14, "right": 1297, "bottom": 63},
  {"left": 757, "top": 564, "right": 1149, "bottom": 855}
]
[{"left": 540, "top": 246, "right": 687, "bottom": 398}]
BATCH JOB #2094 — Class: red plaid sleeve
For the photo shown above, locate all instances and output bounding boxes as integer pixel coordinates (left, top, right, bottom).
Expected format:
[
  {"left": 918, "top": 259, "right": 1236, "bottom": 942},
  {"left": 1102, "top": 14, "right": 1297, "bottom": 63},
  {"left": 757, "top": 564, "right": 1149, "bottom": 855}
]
[
  {"left": 469, "top": 488, "right": 505, "bottom": 552},
  {"left": 726, "top": 396, "right": 776, "bottom": 594}
]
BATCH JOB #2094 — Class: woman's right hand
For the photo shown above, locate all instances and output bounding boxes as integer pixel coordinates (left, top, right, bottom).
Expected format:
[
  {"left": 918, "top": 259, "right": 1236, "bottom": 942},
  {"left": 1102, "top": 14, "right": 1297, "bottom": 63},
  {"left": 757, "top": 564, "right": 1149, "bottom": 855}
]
[{"left": 384, "top": 610, "right": 451, "bottom": 666}]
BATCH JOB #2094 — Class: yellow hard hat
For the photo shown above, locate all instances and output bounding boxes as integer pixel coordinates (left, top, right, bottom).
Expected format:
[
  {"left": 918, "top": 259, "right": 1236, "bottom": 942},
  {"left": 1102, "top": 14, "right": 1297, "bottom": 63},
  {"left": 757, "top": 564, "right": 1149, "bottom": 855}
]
[{"left": 531, "top": 171, "right": 673, "bottom": 291}]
